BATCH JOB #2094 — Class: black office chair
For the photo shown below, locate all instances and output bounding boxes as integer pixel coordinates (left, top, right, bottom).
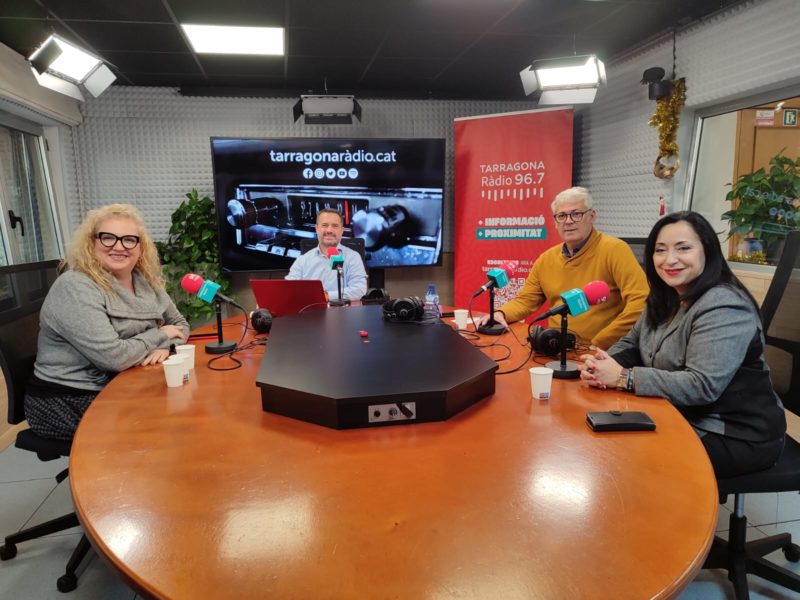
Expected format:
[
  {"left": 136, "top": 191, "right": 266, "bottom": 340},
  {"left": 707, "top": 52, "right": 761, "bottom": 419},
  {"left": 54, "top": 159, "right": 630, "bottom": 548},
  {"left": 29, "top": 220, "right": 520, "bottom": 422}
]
[
  {"left": 0, "top": 261, "right": 92, "bottom": 593},
  {"left": 619, "top": 237, "right": 648, "bottom": 268},
  {"left": 761, "top": 230, "right": 800, "bottom": 414},
  {"left": 702, "top": 230, "right": 800, "bottom": 599},
  {"left": 298, "top": 236, "right": 367, "bottom": 264}
]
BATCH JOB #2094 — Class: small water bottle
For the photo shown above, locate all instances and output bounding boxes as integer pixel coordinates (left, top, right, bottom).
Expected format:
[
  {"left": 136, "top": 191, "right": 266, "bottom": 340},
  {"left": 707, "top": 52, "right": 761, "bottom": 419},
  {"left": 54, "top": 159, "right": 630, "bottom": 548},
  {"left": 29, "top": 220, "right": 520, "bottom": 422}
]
[{"left": 423, "top": 283, "right": 440, "bottom": 318}]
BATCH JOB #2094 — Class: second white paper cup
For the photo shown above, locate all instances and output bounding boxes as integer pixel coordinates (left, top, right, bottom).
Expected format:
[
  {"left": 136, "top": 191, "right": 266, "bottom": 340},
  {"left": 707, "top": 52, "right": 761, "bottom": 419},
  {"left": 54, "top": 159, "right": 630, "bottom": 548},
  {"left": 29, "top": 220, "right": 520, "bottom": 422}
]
[
  {"left": 454, "top": 309, "right": 469, "bottom": 329},
  {"left": 175, "top": 344, "right": 196, "bottom": 370},
  {"left": 530, "top": 366, "right": 554, "bottom": 400}
]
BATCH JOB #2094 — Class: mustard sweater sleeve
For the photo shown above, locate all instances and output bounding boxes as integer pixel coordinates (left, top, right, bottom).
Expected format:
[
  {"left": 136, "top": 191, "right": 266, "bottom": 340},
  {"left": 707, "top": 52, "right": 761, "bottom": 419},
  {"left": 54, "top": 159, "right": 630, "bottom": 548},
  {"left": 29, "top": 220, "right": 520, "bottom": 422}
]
[
  {"left": 498, "top": 259, "right": 545, "bottom": 323},
  {"left": 590, "top": 244, "right": 649, "bottom": 349}
]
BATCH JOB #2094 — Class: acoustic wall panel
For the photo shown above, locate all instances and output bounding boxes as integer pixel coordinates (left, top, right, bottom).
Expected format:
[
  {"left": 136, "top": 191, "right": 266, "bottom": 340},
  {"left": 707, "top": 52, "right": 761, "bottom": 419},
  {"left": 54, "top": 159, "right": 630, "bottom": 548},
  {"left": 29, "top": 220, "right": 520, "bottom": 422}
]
[{"left": 63, "top": 88, "right": 528, "bottom": 251}]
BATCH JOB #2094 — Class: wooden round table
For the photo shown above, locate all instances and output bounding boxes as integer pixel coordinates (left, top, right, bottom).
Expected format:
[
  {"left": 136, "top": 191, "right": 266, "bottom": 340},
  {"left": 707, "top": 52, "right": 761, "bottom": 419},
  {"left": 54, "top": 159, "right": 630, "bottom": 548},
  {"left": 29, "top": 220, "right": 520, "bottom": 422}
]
[{"left": 70, "top": 317, "right": 717, "bottom": 599}]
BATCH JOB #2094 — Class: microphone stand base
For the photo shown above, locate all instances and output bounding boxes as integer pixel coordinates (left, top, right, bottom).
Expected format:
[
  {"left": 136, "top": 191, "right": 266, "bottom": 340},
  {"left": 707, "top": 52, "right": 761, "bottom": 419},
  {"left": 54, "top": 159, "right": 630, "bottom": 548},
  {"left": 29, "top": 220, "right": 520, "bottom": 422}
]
[
  {"left": 546, "top": 359, "right": 580, "bottom": 379},
  {"left": 205, "top": 341, "right": 237, "bottom": 354},
  {"left": 328, "top": 299, "right": 351, "bottom": 307},
  {"left": 477, "top": 322, "right": 505, "bottom": 336}
]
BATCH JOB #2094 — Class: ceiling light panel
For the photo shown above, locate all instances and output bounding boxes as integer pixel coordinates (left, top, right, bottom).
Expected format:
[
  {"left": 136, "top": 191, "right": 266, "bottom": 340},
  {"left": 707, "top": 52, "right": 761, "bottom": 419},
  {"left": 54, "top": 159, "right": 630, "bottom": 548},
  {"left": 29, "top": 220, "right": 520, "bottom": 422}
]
[{"left": 182, "top": 24, "right": 284, "bottom": 55}]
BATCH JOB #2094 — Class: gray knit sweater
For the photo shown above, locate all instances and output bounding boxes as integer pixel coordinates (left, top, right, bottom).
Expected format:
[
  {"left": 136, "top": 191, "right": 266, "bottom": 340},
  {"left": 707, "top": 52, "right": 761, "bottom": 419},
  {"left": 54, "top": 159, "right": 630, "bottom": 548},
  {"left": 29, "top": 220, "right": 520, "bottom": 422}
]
[{"left": 33, "top": 270, "right": 189, "bottom": 391}]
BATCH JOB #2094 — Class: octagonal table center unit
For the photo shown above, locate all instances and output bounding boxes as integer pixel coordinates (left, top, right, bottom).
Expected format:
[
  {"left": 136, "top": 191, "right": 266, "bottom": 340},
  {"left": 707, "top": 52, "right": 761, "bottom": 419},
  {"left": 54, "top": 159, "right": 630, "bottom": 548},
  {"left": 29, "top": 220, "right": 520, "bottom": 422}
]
[{"left": 256, "top": 305, "right": 498, "bottom": 428}]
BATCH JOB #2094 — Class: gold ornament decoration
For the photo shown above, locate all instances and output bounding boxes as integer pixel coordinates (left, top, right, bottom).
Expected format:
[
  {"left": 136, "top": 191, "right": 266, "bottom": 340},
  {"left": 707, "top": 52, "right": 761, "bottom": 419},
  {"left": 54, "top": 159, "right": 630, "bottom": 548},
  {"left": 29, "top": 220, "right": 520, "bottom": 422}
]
[
  {"left": 648, "top": 77, "right": 686, "bottom": 179},
  {"left": 654, "top": 155, "right": 680, "bottom": 179}
]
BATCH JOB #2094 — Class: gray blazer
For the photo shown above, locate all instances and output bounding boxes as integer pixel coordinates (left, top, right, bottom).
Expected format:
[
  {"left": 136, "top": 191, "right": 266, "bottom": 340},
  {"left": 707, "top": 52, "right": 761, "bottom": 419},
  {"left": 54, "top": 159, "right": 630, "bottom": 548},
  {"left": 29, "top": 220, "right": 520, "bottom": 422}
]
[{"left": 609, "top": 285, "right": 785, "bottom": 442}]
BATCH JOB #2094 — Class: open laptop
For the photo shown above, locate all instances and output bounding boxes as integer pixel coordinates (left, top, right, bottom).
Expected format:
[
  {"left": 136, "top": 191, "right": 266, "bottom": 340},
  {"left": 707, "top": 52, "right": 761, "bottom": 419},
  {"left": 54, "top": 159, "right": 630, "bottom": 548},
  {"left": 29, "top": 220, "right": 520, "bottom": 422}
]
[{"left": 249, "top": 279, "right": 328, "bottom": 317}]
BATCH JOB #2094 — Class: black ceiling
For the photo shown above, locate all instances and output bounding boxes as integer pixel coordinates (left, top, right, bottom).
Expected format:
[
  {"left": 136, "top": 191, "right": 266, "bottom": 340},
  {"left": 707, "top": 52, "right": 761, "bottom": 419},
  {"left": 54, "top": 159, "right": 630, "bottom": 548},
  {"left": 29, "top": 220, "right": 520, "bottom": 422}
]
[{"left": 0, "top": 0, "right": 734, "bottom": 100}]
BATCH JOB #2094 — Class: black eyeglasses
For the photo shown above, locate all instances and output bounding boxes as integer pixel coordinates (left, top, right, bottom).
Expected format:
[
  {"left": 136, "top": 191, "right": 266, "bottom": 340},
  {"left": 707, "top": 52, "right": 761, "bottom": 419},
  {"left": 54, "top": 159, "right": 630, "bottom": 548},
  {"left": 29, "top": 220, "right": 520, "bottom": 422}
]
[
  {"left": 96, "top": 232, "right": 140, "bottom": 250},
  {"left": 553, "top": 209, "right": 592, "bottom": 223}
]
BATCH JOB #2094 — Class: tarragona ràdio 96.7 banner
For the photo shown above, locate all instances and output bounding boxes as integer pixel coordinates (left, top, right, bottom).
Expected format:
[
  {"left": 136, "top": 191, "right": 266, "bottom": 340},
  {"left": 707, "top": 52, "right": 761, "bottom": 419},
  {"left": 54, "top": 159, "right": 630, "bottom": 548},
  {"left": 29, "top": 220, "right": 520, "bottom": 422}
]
[{"left": 453, "top": 108, "right": 573, "bottom": 308}]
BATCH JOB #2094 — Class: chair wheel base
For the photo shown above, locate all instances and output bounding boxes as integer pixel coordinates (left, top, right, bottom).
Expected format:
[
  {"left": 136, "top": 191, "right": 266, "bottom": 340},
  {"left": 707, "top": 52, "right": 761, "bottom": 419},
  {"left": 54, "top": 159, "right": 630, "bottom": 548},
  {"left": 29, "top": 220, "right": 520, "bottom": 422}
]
[
  {"left": 784, "top": 544, "right": 800, "bottom": 562},
  {"left": 57, "top": 574, "right": 77, "bottom": 593},
  {"left": 0, "top": 543, "right": 17, "bottom": 560}
]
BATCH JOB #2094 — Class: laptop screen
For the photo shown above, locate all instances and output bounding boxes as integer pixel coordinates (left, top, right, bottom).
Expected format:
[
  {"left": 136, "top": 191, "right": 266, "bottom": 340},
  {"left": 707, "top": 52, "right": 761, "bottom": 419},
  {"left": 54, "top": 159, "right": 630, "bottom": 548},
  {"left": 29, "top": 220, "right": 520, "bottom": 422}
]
[{"left": 249, "top": 279, "right": 328, "bottom": 317}]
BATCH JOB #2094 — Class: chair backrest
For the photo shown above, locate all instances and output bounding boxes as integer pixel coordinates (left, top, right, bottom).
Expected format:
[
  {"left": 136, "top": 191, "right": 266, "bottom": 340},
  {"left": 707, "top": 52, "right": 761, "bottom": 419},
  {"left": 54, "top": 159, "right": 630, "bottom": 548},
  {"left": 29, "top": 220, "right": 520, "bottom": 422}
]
[
  {"left": 0, "top": 260, "right": 59, "bottom": 425},
  {"left": 298, "top": 237, "right": 367, "bottom": 264},
  {"left": 759, "top": 230, "right": 800, "bottom": 410},
  {"left": 619, "top": 237, "right": 648, "bottom": 268},
  {"left": 760, "top": 230, "right": 800, "bottom": 332}
]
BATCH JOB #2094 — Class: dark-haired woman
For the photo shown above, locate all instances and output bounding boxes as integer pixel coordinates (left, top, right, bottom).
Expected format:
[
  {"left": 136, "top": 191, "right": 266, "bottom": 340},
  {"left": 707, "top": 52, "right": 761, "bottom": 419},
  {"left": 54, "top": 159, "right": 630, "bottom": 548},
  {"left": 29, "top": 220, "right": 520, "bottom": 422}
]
[{"left": 580, "top": 211, "right": 785, "bottom": 478}]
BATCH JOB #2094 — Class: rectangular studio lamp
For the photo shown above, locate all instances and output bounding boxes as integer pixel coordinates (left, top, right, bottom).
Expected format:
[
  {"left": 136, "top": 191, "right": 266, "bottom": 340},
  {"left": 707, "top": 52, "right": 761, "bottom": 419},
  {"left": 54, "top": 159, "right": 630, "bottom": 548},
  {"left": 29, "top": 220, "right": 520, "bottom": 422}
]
[
  {"left": 29, "top": 35, "right": 116, "bottom": 98},
  {"left": 293, "top": 95, "right": 362, "bottom": 125},
  {"left": 520, "top": 54, "right": 606, "bottom": 105},
  {"left": 29, "top": 35, "right": 101, "bottom": 82},
  {"left": 29, "top": 37, "right": 63, "bottom": 75}
]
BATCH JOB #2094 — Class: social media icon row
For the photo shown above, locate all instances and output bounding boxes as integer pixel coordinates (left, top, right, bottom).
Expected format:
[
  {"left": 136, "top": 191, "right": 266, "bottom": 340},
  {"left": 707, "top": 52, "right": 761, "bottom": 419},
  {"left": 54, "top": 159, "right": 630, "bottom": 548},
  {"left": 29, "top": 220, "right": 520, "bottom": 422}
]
[{"left": 303, "top": 167, "right": 359, "bottom": 180}]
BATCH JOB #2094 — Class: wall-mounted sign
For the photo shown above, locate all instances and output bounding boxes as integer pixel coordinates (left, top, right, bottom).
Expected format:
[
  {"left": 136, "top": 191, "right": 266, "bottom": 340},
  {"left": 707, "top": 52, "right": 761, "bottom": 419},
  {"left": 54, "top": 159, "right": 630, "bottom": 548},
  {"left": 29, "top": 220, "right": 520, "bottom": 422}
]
[
  {"left": 784, "top": 108, "right": 798, "bottom": 127},
  {"left": 755, "top": 109, "right": 775, "bottom": 126}
]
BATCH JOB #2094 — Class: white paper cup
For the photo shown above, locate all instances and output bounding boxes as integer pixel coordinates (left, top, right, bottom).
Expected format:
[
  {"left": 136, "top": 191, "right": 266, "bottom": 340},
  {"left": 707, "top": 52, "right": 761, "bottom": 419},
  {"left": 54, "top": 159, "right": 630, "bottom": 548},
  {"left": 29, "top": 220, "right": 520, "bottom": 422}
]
[
  {"left": 454, "top": 309, "right": 469, "bottom": 329},
  {"left": 163, "top": 357, "right": 186, "bottom": 387},
  {"left": 175, "top": 344, "right": 196, "bottom": 370},
  {"left": 167, "top": 355, "right": 188, "bottom": 380},
  {"left": 174, "top": 354, "right": 189, "bottom": 382},
  {"left": 530, "top": 366, "right": 554, "bottom": 400}
]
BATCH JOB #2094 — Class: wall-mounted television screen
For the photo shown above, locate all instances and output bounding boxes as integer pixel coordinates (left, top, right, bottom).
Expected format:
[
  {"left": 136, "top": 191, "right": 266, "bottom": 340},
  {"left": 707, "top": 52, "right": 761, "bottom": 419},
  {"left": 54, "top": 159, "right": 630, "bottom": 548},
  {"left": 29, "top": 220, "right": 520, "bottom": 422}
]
[{"left": 210, "top": 137, "right": 445, "bottom": 272}]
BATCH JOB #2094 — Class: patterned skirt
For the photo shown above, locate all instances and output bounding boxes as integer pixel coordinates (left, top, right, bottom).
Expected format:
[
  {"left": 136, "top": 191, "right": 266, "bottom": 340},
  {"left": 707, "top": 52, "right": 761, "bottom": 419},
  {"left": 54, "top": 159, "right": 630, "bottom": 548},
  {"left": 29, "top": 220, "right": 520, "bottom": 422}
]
[{"left": 24, "top": 390, "right": 98, "bottom": 441}]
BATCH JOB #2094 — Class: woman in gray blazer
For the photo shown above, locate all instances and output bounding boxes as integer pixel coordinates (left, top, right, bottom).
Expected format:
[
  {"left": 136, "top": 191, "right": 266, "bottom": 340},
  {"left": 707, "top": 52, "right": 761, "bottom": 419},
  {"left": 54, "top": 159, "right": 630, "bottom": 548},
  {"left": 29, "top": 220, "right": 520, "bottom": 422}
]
[
  {"left": 580, "top": 211, "right": 786, "bottom": 478},
  {"left": 24, "top": 204, "right": 189, "bottom": 441}
]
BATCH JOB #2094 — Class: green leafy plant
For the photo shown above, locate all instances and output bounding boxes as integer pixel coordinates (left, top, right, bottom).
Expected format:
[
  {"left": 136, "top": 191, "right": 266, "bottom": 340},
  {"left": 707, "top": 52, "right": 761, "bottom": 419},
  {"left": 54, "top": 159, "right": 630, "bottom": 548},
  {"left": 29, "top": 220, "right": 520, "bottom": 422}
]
[
  {"left": 155, "top": 189, "right": 232, "bottom": 324},
  {"left": 722, "top": 153, "right": 800, "bottom": 261}
]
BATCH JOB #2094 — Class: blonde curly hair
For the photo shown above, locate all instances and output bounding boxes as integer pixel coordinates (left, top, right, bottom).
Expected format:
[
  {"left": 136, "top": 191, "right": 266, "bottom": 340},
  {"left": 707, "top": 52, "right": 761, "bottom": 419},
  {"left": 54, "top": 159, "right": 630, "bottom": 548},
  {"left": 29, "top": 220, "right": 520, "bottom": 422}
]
[{"left": 64, "top": 203, "right": 165, "bottom": 293}]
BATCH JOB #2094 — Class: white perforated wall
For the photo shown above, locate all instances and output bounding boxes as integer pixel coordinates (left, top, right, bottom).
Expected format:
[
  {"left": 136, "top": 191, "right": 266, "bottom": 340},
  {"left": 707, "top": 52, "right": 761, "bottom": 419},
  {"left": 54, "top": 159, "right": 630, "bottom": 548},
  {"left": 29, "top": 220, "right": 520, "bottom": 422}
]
[
  {"left": 62, "top": 90, "right": 529, "bottom": 250},
  {"left": 578, "top": 0, "right": 800, "bottom": 237},
  {"left": 58, "top": 0, "right": 800, "bottom": 246}
]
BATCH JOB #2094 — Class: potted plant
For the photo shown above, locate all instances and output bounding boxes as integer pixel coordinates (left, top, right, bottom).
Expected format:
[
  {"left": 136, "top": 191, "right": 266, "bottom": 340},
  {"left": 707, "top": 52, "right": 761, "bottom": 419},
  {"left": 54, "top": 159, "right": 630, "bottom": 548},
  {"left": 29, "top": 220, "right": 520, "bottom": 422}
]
[
  {"left": 722, "top": 153, "right": 800, "bottom": 264},
  {"left": 156, "top": 189, "right": 233, "bottom": 324}
]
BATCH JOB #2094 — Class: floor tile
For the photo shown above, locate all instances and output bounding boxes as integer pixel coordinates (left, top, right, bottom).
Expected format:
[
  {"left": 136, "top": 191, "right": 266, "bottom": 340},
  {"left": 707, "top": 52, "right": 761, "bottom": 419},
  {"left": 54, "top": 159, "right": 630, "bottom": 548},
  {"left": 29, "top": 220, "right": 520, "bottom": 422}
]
[
  {"left": 0, "top": 532, "right": 135, "bottom": 600},
  {"left": 679, "top": 569, "right": 733, "bottom": 600},
  {"left": 777, "top": 491, "right": 800, "bottom": 524},
  {"left": 0, "top": 479, "right": 57, "bottom": 536},
  {"left": 755, "top": 520, "right": 800, "bottom": 576},
  {"left": 24, "top": 478, "right": 80, "bottom": 537},
  {"left": 681, "top": 523, "right": 800, "bottom": 599},
  {"left": 723, "top": 492, "right": 780, "bottom": 527},
  {"left": 717, "top": 504, "right": 732, "bottom": 532},
  {"left": 0, "top": 445, "right": 68, "bottom": 484}
]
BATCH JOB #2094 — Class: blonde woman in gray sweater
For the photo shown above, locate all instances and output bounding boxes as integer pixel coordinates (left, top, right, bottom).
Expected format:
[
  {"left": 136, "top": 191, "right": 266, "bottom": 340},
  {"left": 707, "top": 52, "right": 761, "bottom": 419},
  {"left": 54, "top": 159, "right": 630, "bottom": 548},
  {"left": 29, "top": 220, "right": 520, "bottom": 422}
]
[{"left": 25, "top": 204, "right": 189, "bottom": 440}]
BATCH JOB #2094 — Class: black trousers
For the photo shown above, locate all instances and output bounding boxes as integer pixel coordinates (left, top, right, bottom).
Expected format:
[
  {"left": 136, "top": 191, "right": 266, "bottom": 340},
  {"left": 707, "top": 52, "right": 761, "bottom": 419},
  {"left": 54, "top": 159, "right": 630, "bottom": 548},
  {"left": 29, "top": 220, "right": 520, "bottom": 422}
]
[{"left": 700, "top": 430, "right": 784, "bottom": 480}]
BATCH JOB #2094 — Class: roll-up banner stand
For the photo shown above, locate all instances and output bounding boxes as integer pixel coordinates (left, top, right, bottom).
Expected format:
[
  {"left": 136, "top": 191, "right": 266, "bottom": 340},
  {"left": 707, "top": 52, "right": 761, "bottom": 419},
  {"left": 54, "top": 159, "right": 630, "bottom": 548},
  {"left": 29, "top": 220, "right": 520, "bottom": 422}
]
[{"left": 454, "top": 108, "right": 573, "bottom": 308}]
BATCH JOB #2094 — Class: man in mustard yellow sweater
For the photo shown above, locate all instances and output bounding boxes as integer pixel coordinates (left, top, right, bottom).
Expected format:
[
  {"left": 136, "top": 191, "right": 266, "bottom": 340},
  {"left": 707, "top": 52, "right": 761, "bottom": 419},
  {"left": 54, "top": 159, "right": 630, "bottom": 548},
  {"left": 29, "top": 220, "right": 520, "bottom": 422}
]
[{"left": 483, "top": 187, "right": 648, "bottom": 349}]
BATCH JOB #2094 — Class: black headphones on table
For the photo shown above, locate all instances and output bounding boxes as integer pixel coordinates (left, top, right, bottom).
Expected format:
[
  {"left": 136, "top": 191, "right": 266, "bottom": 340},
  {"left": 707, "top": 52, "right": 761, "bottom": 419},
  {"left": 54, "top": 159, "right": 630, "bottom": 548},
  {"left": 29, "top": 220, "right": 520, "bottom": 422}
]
[
  {"left": 361, "top": 287, "right": 390, "bottom": 305},
  {"left": 250, "top": 308, "right": 273, "bottom": 334},
  {"left": 382, "top": 296, "right": 424, "bottom": 321},
  {"left": 530, "top": 325, "right": 576, "bottom": 357}
]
